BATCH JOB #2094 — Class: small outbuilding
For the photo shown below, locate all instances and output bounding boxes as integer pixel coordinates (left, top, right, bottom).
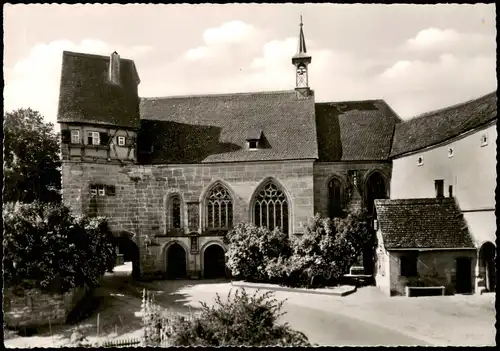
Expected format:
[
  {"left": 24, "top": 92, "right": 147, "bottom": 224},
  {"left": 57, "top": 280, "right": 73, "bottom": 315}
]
[{"left": 373, "top": 198, "right": 477, "bottom": 296}]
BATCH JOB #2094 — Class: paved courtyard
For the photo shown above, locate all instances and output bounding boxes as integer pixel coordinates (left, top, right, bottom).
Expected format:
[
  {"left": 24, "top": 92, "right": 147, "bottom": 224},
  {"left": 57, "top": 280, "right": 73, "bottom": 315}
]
[{"left": 4, "top": 264, "right": 495, "bottom": 347}]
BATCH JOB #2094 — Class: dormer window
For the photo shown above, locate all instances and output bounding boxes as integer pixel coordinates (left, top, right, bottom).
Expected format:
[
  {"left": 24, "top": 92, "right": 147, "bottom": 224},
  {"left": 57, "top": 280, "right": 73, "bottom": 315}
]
[
  {"left": 248, "top": 140, "right": 259, "bottom": 150},
  {"left": 246, "top": 129, "right": 263, "bottom": 151}
]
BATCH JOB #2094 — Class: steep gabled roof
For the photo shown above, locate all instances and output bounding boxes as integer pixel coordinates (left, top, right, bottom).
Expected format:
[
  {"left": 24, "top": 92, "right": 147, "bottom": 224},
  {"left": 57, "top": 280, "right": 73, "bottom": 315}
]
[
  {"left": 138, "top": 90, "right": 318, "bottom": 164},
  {"left": 57, "top": 51, "right": 141, "bottom": 129},
  {"left": 315, "top": 99, "right": 402, "bottom": 161},
  {"left": 390, "top": 91, "right": 497, "bottom": 157},
  {"left": 374, "top": 198, "right": 475, "bottom": 249}
]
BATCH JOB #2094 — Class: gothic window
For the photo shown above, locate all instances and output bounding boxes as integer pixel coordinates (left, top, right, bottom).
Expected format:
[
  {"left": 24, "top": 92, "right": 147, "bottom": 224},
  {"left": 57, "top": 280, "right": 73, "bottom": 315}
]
[
  {"left": 253, "top": 182, "right": 289, "bottom": 234},
  {"left": 366, "top": 172, "right": 387, "bottom": 215},
  {"left": 328, "top": 177, "right": 344, "bottom": 219},
  {"left": 171, "top": 195, "right": 182, "bottom": 229},
  {"left": 206, "top": 185, "right": 233, "bottom": 229}
]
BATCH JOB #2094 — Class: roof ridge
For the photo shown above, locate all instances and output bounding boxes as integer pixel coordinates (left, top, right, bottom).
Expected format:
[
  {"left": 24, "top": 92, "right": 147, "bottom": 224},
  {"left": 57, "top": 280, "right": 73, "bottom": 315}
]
[
  {"left": 407, "top": 91, "right": 496, "bottom": 121},
  {"left": 316, "top": 98, "right": 385, "bottom": 105},
  {"left": 375, "top": 198, "right": 455, "bottom": 204},
  {"left": 63, "top": 50, "right": 135, "bottom": 63},
  {"left": 140, "top": 89, "right": 297, "bottom": 101}
]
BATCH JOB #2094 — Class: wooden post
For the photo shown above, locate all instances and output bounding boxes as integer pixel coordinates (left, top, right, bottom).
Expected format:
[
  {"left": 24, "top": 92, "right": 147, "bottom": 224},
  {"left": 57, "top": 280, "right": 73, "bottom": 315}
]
[{"left": 97, "top": 313, "right": 100, "bottom": 339}]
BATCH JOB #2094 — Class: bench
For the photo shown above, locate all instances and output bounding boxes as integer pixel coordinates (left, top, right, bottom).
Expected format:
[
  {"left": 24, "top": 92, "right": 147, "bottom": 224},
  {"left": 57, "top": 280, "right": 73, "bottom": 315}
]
[{"left": 405, "top": 286, "right": 445, "bottom": 297}]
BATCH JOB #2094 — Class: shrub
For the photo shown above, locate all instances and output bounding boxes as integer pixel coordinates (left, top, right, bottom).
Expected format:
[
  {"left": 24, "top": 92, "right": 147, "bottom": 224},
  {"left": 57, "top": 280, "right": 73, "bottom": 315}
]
[
  {"left": 3, "top": 201, "right": 116, "bottom": 293},
  {"left": 143, "top": 288, "right": 311, "bottom": 347},
  {"left": 284, "top": 213, "right": 372, "bottom": 288},
  {"left": 225, "top": 223, "right": 291, "bottom": 282}
]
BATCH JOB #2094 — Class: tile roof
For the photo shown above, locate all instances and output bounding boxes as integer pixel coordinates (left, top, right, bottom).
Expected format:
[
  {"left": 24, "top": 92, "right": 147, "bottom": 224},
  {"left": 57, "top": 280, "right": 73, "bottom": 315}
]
[
  {"left": 57, "top": 51, "right": 141, "bottom": 129},
  {"left": 138, "top": 90, "right": 318, "bottom": 163},
  {"left": 315, "top": 100, "right": 402, "bottom": 161},
  {"left": 390, "top": 91, "right": 497, "bottom": 157},
  {"left": 374, "top": 198, "right": 475, "bottom": 249}
]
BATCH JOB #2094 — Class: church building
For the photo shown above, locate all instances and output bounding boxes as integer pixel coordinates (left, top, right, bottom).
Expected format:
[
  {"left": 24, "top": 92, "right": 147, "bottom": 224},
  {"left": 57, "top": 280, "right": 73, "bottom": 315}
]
[{"left": 57, "top": 21, "right": 495, "bottom": 290}]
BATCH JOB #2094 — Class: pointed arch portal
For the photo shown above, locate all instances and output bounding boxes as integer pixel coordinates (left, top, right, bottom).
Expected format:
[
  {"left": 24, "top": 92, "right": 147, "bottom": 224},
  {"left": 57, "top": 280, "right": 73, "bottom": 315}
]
[
  {"left": 203, "top": 244, "right": 227, "bottom": 279},
  {"left": 166, "top": 243, "right": 187, "bottom": 279}
]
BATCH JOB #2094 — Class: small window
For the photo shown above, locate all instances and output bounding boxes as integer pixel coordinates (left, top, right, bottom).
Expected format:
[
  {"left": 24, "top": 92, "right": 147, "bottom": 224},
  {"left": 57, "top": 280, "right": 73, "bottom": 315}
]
[
  {"left": 248, "top": 140, "right": 259, "bottom": 150},
  {"left": 417, "top": 155, "right": 424, "bottom": 166},
  {"left": 448, "top": 185, "right": 453, "bottom": 197},
  {"left": 88, "top": 132, "right": 100, "bottom": 145},
  {"left": 105, "top": 185, "right": 116, "bottom": 196},
  {"left": 98, "top": 185, "right": 106, "bottom": 196},
  {"left": 448, "top": 147, "right": 454, "bottom": 158},
  {"left": 71, "top": 130, "right": 80, "bottom": 144},
  {"left": 481, "top": 133, "right": 488, "bottom": 147},
  {"left": 400, "top": 254, "right": 418, "bottom": 277},
  {"left": 117, "top": 136, "right": 126, "bottom": 146},
  {"left": 435, "top": 179, "right": 444, "bottom": 198},
  {"left": 90, "top": 185, "right": 98, "bottom": 196},
  {"left": 172, "top": 196, "right": 182, "bottom": 229}
]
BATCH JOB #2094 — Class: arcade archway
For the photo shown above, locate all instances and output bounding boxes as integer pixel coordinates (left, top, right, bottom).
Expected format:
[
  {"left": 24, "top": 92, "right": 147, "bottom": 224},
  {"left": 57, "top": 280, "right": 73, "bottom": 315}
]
[
  {"left": 203, "top": 244, "right": 227, "bottom": 279},
  {"left": 166, "top": 243, "right": 187, "bottom": 279},
  {"left": 114, "top": 233, "right": 140, "bottom": 280},
  {"left": 479, "top": 241, "right": 496, "bottom": 292}
]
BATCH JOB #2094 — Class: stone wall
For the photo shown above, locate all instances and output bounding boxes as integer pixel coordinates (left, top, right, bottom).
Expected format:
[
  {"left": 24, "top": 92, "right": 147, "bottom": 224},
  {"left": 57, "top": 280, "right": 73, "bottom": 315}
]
[
  {"left": 386, "top": 250, "right": 477, "bottom": 296},
  {"left": 62, "top": 159, "right": 315, "bottom": 276},
  {"left": 313, "top": 161, "right": 392, "bottom": 217},
  {"left": 4, "top": 284, "right": 89, "bottom": 328}
]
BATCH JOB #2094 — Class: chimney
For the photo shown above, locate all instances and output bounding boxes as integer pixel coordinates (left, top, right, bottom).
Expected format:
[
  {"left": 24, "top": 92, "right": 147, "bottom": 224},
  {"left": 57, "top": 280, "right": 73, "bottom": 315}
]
[
  {"left": 109, "top": 51, "right": 121, "bottom": 85},
  {"left": 434, "top": 179, "right": 444, "bottom": 198}
]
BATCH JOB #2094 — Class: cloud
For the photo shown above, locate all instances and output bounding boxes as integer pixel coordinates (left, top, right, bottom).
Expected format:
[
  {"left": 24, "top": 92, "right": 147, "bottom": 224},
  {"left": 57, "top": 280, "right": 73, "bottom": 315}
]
[
  {"left": 4, "top": 39, "right": 153, "bottom": 128},
  {"left": 403, "top": 27, "right": 495, "bottom": 59}
]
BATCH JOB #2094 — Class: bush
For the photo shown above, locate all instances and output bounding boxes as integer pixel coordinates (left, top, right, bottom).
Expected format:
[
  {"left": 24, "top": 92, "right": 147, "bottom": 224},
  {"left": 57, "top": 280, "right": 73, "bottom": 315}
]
[
  {"left": 225, "top": 223, "right": 291, "bottom": 282},
  {"left": 142, "top": 288, "right": 311, "bottom": 347},
  {"left": 283, "top": 213, "right": 372, "bottom": 288},
  {"left": 3, "top": 201, "right": 116, "bottom": 293}
]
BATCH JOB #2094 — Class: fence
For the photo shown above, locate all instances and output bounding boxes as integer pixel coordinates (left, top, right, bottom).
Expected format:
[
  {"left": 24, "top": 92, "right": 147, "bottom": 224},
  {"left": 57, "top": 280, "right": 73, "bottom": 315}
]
[{"left": 101, "top": 337, "right": 141, "bottom": 348}]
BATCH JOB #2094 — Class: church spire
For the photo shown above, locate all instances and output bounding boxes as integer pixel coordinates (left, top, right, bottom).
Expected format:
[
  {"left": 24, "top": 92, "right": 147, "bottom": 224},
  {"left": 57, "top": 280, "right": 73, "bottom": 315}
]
[
  {"left": 298, "top": 15, "right": 307, "bottom": 54},
  {"left": 292, "top": 16, "right": 312, "bottom": 98}
]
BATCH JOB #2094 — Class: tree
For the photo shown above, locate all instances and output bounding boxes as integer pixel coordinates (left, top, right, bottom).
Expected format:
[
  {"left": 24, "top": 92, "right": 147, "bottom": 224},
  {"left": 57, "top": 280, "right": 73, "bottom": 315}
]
[
  {"left": 224, "top": 223, "right": 291, "bottom": 283},
  {"left": 3, "top": 201, "right": 116, "bottom": 293},
  {"left": 3, "top": 108, "right": 61, "bottom": 203},
  {"left": 286, "top": 213, "right": 372, "bottom": 287}
]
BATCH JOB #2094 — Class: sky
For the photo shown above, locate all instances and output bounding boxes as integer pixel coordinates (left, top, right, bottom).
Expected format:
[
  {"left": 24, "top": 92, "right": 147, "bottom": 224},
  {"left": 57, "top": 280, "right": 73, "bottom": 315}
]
[{"left": 3, "top": 3, "right": 497, "bottom": 128}]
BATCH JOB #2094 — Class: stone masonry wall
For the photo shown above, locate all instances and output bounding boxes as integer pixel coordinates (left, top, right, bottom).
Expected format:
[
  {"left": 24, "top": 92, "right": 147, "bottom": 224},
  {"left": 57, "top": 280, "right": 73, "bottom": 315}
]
[
  {"left": 62, "top": 160, "right": 315, "bottom": 276},
  {"left": 4, "top": 285, "right": 88, "bottom": 328},
  {"left": 313, "top": 161, "right": 392, "bottom": 217}
]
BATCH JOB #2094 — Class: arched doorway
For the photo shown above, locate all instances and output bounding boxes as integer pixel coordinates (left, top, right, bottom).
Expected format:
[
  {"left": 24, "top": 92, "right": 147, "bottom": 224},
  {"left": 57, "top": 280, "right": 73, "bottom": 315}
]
[
  {"left": 479, "top": 242, "right": 496, "bottom": 292},
  {"left": 365, "top": 171, "right": 387, "bottom": 216},
  {"left": 166, "top": 243, "right": 187, "bottom": 279},
  {"left": 203, "top": 244, "right": 227, "bottom": 279},
  {"left": 328, "top": 177, "right": 344, "bottom": 219},
  {"left": 114, "top": 234, "right": 140, "bottom": 280}
]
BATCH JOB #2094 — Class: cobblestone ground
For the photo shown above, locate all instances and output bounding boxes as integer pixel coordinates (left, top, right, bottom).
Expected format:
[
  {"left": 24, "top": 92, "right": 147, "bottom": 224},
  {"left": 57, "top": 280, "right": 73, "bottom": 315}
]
[{"left": 4, "top": 265, "right": 495, "bottom": 347}]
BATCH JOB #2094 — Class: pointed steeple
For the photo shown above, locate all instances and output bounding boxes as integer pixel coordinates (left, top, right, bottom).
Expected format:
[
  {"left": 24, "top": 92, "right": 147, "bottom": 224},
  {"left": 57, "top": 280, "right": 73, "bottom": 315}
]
[
  {"left": 292, "top": 16, "right": 312, "bottom": 97},
  {"left": 298, "top": 15, "right": 307, "bottom": 54}
]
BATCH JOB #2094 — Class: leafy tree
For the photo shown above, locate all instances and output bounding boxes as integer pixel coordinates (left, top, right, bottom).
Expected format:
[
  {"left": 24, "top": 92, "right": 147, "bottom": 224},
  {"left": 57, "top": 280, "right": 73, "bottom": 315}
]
[
  {"left": 3, "top": 201, "right": 116, "bottom": 293},
  {"left": 3, "top": 108, "right": 61, "bottom": 203},
  {"left": 224, "top": 223, "right": 291, "bottom": 282},
  {"left": 286, "top": 213, "right": 372, "bottom": 287}
]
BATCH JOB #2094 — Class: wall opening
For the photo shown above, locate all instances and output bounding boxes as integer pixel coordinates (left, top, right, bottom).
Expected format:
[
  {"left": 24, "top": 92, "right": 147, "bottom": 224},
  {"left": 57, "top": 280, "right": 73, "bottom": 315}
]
[
  {"left": 203, "top": 244, "right": 227, "bottom": 279},
  {"left": 479, "top": 242, "right": 496, "bottom": 292},
  {"left": 166, "top": 243, "right": 187, "bottom": 279}
]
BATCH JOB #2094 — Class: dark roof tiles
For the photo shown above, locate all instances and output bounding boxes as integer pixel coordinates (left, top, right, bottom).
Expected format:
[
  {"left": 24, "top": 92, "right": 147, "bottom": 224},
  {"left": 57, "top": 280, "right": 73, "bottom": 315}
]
[
  {"left": 315, "top": 100, "right": 402, "bottom": 161},
  {"left": 390, "top": 91, "right": 497, "bottom": 157},
  {"left": 374, "top": 198, "right": 475, "bottom": 249},
  {"left": 57, "top": 51, "right": 141, "bottom": 129},
  {"left": 138, "top": 90, "right": 318, "bottom": 163}
]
